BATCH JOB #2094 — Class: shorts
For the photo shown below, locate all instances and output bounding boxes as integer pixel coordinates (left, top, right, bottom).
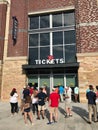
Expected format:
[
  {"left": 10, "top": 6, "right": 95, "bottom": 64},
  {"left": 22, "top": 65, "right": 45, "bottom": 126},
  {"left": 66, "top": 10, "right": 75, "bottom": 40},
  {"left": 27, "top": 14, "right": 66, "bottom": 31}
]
[
  {"left": 38, "top": 105, "right": 45, "bottom": 111},
  {"left": 49, "top": 107, "right": 58, "bottom": 114},
  {"left": 65, "top": 102, "right": 71, "bottom": 109},
  {"left": 24, "top": 107, "right": 31, "bottom": 112}
]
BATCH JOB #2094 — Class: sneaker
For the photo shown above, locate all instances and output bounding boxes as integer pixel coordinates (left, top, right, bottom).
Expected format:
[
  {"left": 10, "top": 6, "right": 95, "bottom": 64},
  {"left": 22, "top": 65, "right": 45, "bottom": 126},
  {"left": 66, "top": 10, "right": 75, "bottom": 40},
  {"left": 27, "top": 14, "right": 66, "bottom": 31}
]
[
  {"left": 25, "top": 123, "right": 28, "bottom": 126},
  {"left": 88, "top": 121, "right": 91, "bottom": 124},
  {"left": 69, "top": 114, "right": 72, "bottom": 117},
  {"left": 37, "top": 117, "right": 40, "bottom": 120},
  {"left": 54, "top": 121, "right": 57, "bottom": 123},
  {"left": 47, "top": 122, "right": 53, "bottom": 125},
  {"left": 11, "top": 114, "right": 14, "bottom": 117},
  {"left": 42, "top": 116, "right": 45, "bottom": 119},
  {"left": 94, "top": 120, "right": 98, "bottom": 123},
  {"left": 31, "top": 123, "right": 34, "bottom": 126}
]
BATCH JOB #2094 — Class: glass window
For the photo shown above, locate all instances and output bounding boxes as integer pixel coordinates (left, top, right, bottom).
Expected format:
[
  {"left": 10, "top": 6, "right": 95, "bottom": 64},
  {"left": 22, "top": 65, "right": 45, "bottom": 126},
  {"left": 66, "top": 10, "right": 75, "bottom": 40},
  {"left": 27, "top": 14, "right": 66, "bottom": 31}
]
[
  {"left": 28, "top": 75, "right": 38, "bottom": 85},
  {"left": 28, "top": 10, "right": 76, "bottom": 65},
  {"left": 40, "top": 15, "right": 50, "bottom": 28},
  {"left": 40, "top": 47, "right": 50, "bottom": 60},
  {"left": 40, "top": 33, "right": 50, "bottom": 46},
  {"left": 66, "top": 75, "right": 76, "bottom": 87},
  {"left": 64, "top": 12, "right": 75, "bottom": 26},
  {"left": 53, "top": 46, "right": 63, "bottom": 59},
  {"left": 29, "top": 16, "right": 39, "bottom": 29},
  {"left": 53, "top": 31, "right": 63, "bottom": 45},
  {"left": 40, "top": 75, "right": 50, "bottom": 88},
  {"left": 65, "top": 45, "right": 76, "bottom": 63},
  {"left": 52, "top": 13, "right": 62, "bottom": 27},
  {"left": 29, "top": 34, "right": 39, "bottom": 46},
  {"left": 29, "top": 48, "right": 38, "bottom": 64},
  {"left": 64, "top": 30, "right": 76, "bottom": 44},
  {"left": 53, "top": 75, "right": 64, "bottom": 86}
]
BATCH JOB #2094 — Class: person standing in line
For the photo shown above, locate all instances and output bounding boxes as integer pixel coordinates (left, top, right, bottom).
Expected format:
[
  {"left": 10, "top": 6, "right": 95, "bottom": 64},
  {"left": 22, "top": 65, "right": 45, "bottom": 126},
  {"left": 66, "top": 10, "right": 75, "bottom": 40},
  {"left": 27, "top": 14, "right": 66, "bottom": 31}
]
[
  {"left": 65, "top": 86, "right": 73, "bottom": 117},
  {"left": 74, "top": 86, "right": 79, "bottom": 102},
  {"left": 59, "top": 85, "right": 65, "bottom": 102},
  {"left": 36, "top": 87, "right": 48, "bottom": 120},
  {"left": 95, "top": 86, "right": 98, "bottom": 117},
  {"left": 23, "top": 95, "right": 34, "bottom": 126},
  {"left": 47, "top": 88, "right": 60, "bottom": 124},
  {"left": 86, "top": 85, "right": 97, "bottom": 124},
  {"left": 23, "top": 85, "right": 30, "bottom": 100},
  {"left": 20, "top": 86, "right": 25, "bottom": 115},
  {"left": 31, "top": 88, "right": 38, "bottom": 115},
  {"left": 86, "top": 85, "right": 91, "bottom": 94},
  {"left": 10, "top": 88, "right": 18, "bottom": 116}
]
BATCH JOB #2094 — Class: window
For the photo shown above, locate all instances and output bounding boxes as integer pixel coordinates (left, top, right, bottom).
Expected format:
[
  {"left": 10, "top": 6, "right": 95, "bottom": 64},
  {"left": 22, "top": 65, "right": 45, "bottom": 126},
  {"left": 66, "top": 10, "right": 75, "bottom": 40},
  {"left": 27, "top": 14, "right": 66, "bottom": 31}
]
[
  {"left": 30, "top": 16, "right": 39, "bottom": 29},
  {"left": 28, "top": 10, "right": 76, "bottom": 65},
  {"left": 29, "top": 34, "right": 39, "bottom": 46},
  {"left": 64, "top": 12, "right": 75, "bottom": 26},
  {"left": 40, "top": 33, "right": 50, "bottom": 46},
  {"left": 40, "top": 14, "right": 50, "bottom": 28},
  {"left": 53, "top": 31, "right": 63, "bottom": 45},
  {"left": 52, "top": 13, "right": 62, "bottom": 27}
]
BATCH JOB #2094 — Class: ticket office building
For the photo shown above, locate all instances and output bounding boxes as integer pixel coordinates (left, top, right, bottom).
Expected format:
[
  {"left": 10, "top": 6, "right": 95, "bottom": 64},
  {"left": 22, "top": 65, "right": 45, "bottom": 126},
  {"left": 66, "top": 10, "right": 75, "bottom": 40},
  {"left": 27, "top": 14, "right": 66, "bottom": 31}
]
[{"left": 23, "top": 10, "right": 79, "bottom": 93}]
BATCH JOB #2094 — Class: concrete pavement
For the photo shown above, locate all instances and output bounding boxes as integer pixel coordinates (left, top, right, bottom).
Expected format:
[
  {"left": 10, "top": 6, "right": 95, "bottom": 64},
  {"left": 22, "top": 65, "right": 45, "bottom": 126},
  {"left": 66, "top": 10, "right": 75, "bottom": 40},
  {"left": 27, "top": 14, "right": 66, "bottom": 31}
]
[{"left": 0, "top": 101, "right": 98, "bottom": 130}]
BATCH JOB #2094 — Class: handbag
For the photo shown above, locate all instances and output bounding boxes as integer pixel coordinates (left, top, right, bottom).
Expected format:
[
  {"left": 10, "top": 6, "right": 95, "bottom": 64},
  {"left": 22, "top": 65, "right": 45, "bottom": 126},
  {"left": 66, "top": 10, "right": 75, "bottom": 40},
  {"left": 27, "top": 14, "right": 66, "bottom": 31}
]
[{"left": 24, "top": 103, "right": 30, "bottom": 109}]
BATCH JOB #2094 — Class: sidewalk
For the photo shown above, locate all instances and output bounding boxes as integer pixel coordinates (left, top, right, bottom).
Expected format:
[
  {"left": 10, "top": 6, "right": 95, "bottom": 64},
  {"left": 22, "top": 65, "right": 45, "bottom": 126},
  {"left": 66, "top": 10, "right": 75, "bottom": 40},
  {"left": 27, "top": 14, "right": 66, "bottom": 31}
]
[{"left": 0, "top": 102, "right": 98, "bottom": 130}]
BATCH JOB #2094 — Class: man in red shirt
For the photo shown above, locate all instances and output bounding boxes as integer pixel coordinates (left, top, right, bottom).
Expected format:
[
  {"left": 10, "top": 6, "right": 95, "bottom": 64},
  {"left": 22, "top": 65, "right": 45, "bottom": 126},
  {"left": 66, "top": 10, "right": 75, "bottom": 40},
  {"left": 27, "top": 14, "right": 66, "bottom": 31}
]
[{"left": 47, "top": 88, "right": 60, "bottom": 124}]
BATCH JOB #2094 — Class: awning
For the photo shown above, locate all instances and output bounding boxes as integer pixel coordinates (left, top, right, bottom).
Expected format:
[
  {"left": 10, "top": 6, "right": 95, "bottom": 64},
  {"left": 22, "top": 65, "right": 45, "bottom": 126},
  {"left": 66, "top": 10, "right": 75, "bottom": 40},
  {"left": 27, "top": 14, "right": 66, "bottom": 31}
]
[{"left": 22, "top": 62, "right": 79, "bottom": 74}]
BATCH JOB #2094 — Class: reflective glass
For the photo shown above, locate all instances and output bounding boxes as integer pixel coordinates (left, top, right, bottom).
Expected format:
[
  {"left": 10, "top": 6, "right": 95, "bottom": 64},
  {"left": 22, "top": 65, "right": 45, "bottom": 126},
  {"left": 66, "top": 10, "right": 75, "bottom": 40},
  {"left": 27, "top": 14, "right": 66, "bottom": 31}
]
[
  {"left": 29, "top": 48, "right": 38, "bottom": 65},
  {"left": 30, "top": 16, "right": 39, "bottom": 29},
  {"left": 40, "top": 15, "right": 50, "bottom": 28},
  {"left": 64, "top": 30, "right": 76, "bottom": 44},
  {"left": 40, "top": 33, "right": 50, "bottom": 46},
  {"left": 64, "top": 12, "right": 75, "bottom": 26},
  {"left": 40, "top": 47, "right": 50, "bottom": 60},
  {"left": 65, "top": 45, "right": 76, "bottom": 63},
  {"left": 53, "top": 46, "right": 63, "bottom": 59},
  {"left": 29, "top": 34, "right": 38, "bottom": 46},
  {"left": 53, "top": 31, "right": 63, "bottom": 45},
  {"left": 52, "top": 13, "right": 62, "bottom": 27}
]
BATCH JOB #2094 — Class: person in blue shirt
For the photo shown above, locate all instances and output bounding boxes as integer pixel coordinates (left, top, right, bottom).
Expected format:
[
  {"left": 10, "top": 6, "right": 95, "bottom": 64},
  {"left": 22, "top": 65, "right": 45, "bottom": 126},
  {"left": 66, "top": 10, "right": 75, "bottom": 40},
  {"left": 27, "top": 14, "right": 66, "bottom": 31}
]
[{"left": 59, "top": 85, "right": 64, "bottom": 102}]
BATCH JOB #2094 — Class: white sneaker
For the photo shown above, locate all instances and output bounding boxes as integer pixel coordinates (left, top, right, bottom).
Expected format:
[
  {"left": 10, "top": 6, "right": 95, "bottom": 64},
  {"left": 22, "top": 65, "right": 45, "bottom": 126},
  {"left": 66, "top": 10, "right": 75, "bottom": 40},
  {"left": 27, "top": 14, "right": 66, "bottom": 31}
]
[
  {"left": 31, "top": 123, "right": 34, "bottom": 126},
  {"left": 25, "top": 123, "right": 28, "bottom": 126}
]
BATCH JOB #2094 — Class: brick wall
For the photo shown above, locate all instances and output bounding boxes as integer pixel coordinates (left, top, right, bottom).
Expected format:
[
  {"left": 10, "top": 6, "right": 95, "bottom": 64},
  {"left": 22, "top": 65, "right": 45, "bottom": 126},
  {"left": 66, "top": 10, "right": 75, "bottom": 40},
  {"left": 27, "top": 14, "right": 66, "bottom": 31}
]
[
  {"left": 75, "top": 0, "right": 98, "bottom": 53},
  {"left": 1, "top": 57, "right": 27, "bottom": 101},
  {"left": 77, "top": 53, "right": 98, "bottom": 102},
  {"left": 7, "top": 0, "right": 28, "bottom": 57},
  {"left": 28, "top": 0, "right": 74, "bottom": 12}
]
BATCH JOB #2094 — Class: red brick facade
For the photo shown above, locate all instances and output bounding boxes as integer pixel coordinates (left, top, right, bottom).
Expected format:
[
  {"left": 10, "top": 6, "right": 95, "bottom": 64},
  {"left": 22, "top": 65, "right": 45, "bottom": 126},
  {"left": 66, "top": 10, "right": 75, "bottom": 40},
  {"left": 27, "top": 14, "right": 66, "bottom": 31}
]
[{"left": 6, "top": 0, "right": 98, "bottom": 57}]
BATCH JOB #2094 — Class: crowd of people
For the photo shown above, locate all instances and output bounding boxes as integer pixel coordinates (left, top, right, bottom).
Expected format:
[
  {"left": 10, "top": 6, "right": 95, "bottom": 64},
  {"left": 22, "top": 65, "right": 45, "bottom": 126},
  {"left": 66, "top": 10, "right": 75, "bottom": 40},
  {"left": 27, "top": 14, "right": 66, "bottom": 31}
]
[{"left": 9, "top": 84, "right": 98, "bottom": 126}]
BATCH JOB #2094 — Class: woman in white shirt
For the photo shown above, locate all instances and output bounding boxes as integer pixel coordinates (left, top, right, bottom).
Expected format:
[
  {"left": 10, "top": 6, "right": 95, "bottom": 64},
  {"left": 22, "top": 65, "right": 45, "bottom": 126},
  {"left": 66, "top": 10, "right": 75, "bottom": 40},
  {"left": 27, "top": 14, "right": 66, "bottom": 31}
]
[{"left": 10, "top": 88, "right": 18, "bottom": 115}]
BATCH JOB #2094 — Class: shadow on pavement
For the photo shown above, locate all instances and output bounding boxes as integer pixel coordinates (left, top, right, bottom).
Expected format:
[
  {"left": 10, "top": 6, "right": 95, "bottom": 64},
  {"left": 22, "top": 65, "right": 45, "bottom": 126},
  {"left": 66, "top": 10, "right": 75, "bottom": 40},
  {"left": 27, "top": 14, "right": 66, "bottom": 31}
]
[
  {"left": 72, "top": 106, "right": 88, "bottom": 123},
  {"left": 58, "top": 106, "right": 66, "bottom": 117}
]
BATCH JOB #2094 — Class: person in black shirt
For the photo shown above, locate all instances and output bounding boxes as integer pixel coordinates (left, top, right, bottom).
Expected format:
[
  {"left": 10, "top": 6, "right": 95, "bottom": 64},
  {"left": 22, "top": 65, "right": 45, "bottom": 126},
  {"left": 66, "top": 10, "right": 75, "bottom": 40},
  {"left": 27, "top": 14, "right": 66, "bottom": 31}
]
[
  {"left": 36, "top": 87, "right": 47, "bottom": 120},
  {"left": 23, "top": 86, "right": 30, "bottom": 99},
  {"left": 86, "top": 85, "right": 97, "bottom": 124}
]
